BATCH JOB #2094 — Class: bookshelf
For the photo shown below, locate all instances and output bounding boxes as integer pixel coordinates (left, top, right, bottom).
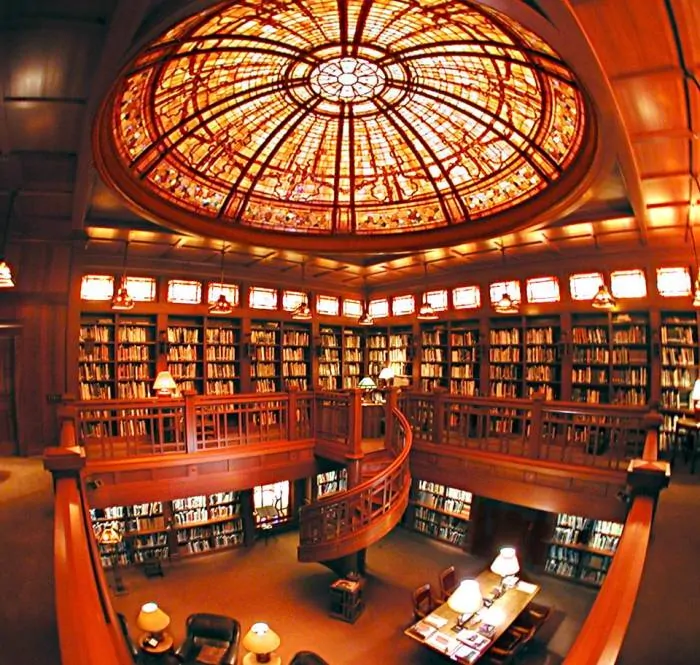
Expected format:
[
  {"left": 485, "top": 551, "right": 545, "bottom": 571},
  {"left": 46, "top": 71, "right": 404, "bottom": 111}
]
[
  {"left": 405, "top": 479, "right": 473, "bottom": 548},
  {"left": 172, "top": 491, "right": 245, "bottom": 556},
  {"left": 571, "top": 313, "right": 610, "bottom": 404},
  {"left": 388, "top": 326, "right": 413, "bottom": 385},
  {"left": 489, "top": 317, "right": 523, "bottom": 398},
  {"left": 342, "top": 328, "right": 364, "bottom": 389},
  {"left": 317, "top": 468, "right": 348, "bottom": 498},
  {"left": 659, "top": 312, "right": 698, "bottom": 449},
  {"left": 79, "top": 315, "right": 115, "bottom": 400},
  {"left": 250, "top": 322, "right": 281, "bottom": 393},
  {"left": 524, "top": 316, "right": 560, "bottom": 400},
  {"left": 167, "top": 317, "right": 203, "bottom": 394},
  {"left": 79, "top": 314, "right": 157, "bottom": 401},
  {"left": 318, "top": 326, "right": 341, "bottom": 391},
  {"left": 204, "top": 319, "right": 241, "bottom": 395},
  {"left": 610, "top": 312, "right": 649, "bottom": 406},
  {"left": 420, "top": 324, "right": 447, "bottom": 392},
  {"left": 282, "top": 322, "right": 311, "bottom": 391},
  {"left": 90, "top": 501, "right": 169, "bottom": 569},
  {"left": 544, "top": 512, "right": 623, "bottom": 587},
  {"left": 449, "top": 322, "right": 480, "bottom": 396},
  {"left": 366, "top": 329, "right": 388, "bottom": 382}
]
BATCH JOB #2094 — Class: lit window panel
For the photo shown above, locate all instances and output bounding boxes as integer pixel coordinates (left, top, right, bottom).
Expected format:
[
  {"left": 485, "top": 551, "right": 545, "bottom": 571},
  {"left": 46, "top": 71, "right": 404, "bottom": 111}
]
[
  {"left": 570, "top": 272, "right": 604, "bottom": 300},
  {"left": 81, "top": 275, "right": 114, "bottom": 301},
  {"left": 167, "top": 279, "right": 202, "bottom": 304},
  {"left": 369, "top": 298, "right": 389, "bottom": 319},
  {"left": 125, "top": 276, "right": 157, "bottom": 302},
  {"left": 526, "top": 276, "right": 560, "bottom": 303},
  {"left": 425, "top": 290, "right": 449, "bottom": 311},
  {"left": 610, "top": 269, "right": 647, "bottom": 299},
  {"left": 253, "top": 482, "right": 290, "bottom": 520},
  {"left": 453, "top": 286, "right": 481, "bottom": 310},
  {"left": 249, "top": 286, "right": 278, "bottom": 310},
  {"left": 282, "top": 290, "right": 307, "bottom": 312},
  {"left": 392, "top": 295, "right": 415, "bottom": 316},
  {"left": 316, "top": 295, "right": 339, "bottom": 316},
  {"left": 100, "top": 1, "right": 588, "bottom": 250},
  {"left": 343, "top": 299, "right": 363, "bottom": 318},
  {"left": 208, "top": 283, "right": 239, "bottom": 306},
  {"left": 656, "top": 267, "right": 691, "bottom": 297},
  {"left": 489, "top": 281, "right": 521, "bottom": 305}
]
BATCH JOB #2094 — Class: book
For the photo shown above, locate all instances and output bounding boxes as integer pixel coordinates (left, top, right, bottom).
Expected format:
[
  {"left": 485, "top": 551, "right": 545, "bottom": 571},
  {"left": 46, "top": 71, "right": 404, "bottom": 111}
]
[
  {"left": 425, "top": 631, "right": 460, "bottom": 656},
  {"left": 424, "top": 613, "right": 449, "bottom": 628},
  {"left": 410, "top": 620, "right": 437, "bottom": 640},
  {"left": 455, "top": 629, "right": 491, "bottom": 651}
]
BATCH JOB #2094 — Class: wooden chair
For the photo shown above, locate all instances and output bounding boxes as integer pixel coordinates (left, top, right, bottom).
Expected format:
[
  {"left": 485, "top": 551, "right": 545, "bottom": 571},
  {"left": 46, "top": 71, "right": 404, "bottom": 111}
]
[
  {"left": 438, "top": 565, "right": 458, "bottom": 602},
  {"left": 486, "top": 628, "right": 525, "bottom": 664},
  {"left": 412, "top": 583, "right": 438, "bottom": 620},
  {"left": 512, "top": 602, "right": 552, "bottom": 636}
]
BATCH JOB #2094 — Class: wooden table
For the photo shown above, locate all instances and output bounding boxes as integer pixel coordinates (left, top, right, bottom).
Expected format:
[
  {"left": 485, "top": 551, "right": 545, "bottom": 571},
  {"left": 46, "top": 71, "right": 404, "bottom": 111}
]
[{"left": 404, "top": 570, "right": 540, "bottom": 664}]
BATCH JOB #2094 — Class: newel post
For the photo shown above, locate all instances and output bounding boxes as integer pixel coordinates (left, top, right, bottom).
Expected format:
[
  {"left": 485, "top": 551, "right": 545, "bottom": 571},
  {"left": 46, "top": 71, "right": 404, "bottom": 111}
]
[
  {"left": 57, "top": 396, "right": 79, "bottom": 448},
  {"left": 384, "top": 387, "right": 399, "bottom": 450},
  {"left": 43, "top": 445, "right": 86, "bottom": 491},
  {"left": 287, "top": 387, "right": 299, "bottom": 440},
  {"left": 182, "top": 390, "right": 198, "bottom": 454},
  {"left": 528, "top": 391, "right": 546, "bottom": 459}
]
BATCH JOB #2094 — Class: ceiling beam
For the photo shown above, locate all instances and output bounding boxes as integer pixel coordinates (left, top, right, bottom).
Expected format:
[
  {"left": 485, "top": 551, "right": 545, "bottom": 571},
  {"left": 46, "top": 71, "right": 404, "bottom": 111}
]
[{"left": 71, "top": 0, "right": 153, "bottom": 231}]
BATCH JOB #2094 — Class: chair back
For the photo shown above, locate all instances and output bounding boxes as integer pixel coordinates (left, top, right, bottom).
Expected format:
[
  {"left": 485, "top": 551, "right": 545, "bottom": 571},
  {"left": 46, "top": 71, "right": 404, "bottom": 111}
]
[
  {"left": 116, "top": 612, "right": 139, "bottom": 661},
  {"left": 289, "top": 651, "right": 330, "bottom": 665},
  {"left": 412, "top": 583, "right": 435, "bottom": 619},
  {"left": 438, "top": 565, "right": 457, "bottom": 602}
]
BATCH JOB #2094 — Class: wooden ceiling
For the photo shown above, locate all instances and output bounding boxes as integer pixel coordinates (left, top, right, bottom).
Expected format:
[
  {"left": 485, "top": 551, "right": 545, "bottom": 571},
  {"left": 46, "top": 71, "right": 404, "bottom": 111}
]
[{"left": 1, "top": 0, "right": 699, "bottom": 296}]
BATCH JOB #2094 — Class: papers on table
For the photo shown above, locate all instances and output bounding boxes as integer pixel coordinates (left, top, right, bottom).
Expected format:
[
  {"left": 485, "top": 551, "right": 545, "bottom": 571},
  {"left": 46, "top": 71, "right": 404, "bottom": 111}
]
[
  {"left": 516, "top": 580, "right": 538, "bottom": 594},
  {"left": 409, "top": 620, "right": 437, "bottom": 640},
  {"left": 455, "top": 629, "right": 491, "bottom": 651},
  {"left": 424, "top": 613, "right": 449, "bottom": 629},
  {"left": 425, "top": 631, "right": 460, "bottom": 656},
  {"left": 453, "top": 644, "right": 481, "bottom": 663}
]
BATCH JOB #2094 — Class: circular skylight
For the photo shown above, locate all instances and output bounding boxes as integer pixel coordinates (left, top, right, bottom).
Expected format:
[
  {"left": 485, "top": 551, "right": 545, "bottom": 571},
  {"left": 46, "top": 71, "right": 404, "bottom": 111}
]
[{"left": 94, "top": 0, "right": 591, "bottom": 251}]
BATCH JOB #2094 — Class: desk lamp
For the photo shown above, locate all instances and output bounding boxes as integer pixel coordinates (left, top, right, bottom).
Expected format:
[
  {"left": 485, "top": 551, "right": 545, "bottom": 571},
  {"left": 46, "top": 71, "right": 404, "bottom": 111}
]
[
  {"left": 242, "top": 622, "right": 281, "bottom": 664},
  {"left": 153, "top": 370, "right": 178, "bottom": 397},
  {"left": 378, "top": 366, "right": 395, "bottom": 388},
  {"left": 137, "top": 602, "right": 170, "bottom": 642},
  {"left": 691, "top": 380, "right": 700, "bottom": 419},
  {"left": 490, "top": 547, "right": 520, "bottom": 595},
  {"left": 98, "top": 525, "right": 126, "bottom": 595},
  {"left": 447, "top": 579, "right": 482, "bottom": 630}
]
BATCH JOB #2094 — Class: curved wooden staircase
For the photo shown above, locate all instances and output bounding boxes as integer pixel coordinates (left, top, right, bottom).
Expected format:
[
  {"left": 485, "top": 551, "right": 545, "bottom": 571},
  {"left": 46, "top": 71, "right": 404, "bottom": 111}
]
[{"left": 297, "top": 407, "right": 413, "bottom": 567}]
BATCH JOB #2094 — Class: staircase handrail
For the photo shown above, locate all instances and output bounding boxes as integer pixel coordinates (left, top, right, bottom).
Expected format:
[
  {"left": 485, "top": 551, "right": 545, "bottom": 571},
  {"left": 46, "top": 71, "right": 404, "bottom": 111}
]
[{"left": 298, "top": 407, "right": 412, "bottom": 552}]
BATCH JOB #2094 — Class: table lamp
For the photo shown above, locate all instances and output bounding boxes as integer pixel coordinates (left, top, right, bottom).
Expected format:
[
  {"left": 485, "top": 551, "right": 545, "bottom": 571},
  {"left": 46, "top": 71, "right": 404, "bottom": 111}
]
[
  {"left": 490, "top": 547, "right": 520, "bottom": 594},
  {"left": 137, "top": 602, "right": 170, "bottom": 641},
  {"left": 242, "top": 622, "right": 281, "bottom": 664},
  {"left": 98, "top": 525, "right": 126, "bottom": 594},
  {"left": 153, "top": 370, "right": 178, "bottom": 397},
  {"left": 691, "top": 379, "right": 700, "bottom": 419},
  {"left": 447, "top": 579, "right": 482, "bottom": 630},
  {"left": 378, "top": 365, "right": 395, "bottom": 387}
]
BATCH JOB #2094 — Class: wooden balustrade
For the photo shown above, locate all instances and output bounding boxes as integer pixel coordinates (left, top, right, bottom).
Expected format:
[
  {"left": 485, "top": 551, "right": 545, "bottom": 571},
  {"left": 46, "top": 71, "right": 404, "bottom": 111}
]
[
  {"left": 400, "top": 392, "right": 652, "bottom": 471},
  {"left": 564, "top": 420, "right": 668, "bottom": 665},
  {"left": 297, "top": 407, "right": 412, "bottom": 562},
  {"left": 53, "top": 471, "right": 131, "bottom": 665}
]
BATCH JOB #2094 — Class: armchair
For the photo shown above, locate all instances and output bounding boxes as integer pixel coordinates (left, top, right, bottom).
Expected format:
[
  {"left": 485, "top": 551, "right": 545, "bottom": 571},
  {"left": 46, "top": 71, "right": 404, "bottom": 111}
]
[{"left": 175, "top": 613, "right": 240, "bottom": 665}]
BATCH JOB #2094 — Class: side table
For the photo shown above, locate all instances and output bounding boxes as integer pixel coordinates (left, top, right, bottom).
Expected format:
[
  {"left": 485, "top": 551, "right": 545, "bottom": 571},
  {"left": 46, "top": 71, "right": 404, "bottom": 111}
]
[
  {"left": 329, "top": 576, "right": 365, "bottom": 623},
  {"left": 138, "top": 632, "right": 174, "bottom": 663}
]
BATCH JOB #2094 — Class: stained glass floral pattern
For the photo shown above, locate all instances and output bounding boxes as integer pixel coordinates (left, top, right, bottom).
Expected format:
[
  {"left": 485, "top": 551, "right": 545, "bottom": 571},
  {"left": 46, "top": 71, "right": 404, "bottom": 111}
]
[{"left": 102, "top": 0, "right": 587, "bottom": 243}]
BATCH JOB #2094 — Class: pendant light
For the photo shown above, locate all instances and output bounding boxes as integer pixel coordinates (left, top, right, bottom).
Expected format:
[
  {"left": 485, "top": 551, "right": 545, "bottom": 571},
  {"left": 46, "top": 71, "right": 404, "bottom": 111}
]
[
  {"left": 358, "top": 277, "right": 374, "bottom": 326},
  {"left": 494, "top": 290, "right": 519, "bottom": 314},
  {"left": 112, "top": 239, "right": 134, "bottom": 311},
  {"left": 209, "top": 243, "right": 233, "bottom": 315},
  {"left": 693, "top": 278, "right": 700, "bottom": 308},
  {"left": 0, "top": 191, "right": 17, "bottom": 288},
  {"left": 292, "top": 261, "right": 312, "bottom": 320},
  {"left": 416, "top": 261, "right": 438, "bottom": 321},
  {"left": 591, "top": 283, "right": 616, "bottom": 310}
]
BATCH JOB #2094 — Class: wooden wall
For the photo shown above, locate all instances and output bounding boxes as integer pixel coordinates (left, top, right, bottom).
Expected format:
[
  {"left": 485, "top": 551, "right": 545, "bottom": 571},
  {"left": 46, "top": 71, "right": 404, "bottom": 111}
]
[{"left": 0, "top": 238, "right": 79, "bottom": 455}]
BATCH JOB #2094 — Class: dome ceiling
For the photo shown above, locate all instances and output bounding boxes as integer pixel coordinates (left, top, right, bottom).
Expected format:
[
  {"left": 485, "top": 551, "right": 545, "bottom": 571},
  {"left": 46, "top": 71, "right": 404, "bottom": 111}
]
[{"left": 94, "top": 0, "right": 590, "bottom": 252}]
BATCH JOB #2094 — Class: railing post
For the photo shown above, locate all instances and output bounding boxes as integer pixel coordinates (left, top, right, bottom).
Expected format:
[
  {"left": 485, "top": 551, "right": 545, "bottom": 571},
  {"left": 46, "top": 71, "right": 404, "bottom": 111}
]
[
  {"left": 58, "top": 396, "right": 79, "bottom": 448},
  {"left": 384, "top": 387, "right": 398, "bottom": 450},
  {"left": 434, "top": 389, "right": 445, "bottom": 443},
  {"left": 43, "top": 445, "right": 86, "bottom": 490},
  {"left": 183, "top": 391, "right": 198, "bottom": 453},
  {"left": 348, "top": 388, "right": 363, "bottom": 458},
  {"left": 287, "top": 387, "right": 299, "bottom": 440},
  {"left": 528, "top": 391, "right": 545, "bottom": 459}
]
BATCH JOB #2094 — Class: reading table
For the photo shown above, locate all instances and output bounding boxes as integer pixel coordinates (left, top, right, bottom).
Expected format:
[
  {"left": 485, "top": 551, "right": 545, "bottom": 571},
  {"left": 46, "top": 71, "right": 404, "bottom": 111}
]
[{"left": 404, "top": 570, "right": 539, "bottom": 664}]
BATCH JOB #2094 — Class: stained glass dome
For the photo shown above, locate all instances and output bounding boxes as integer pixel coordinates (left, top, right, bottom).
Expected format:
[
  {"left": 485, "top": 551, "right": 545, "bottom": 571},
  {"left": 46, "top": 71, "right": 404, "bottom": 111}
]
[{"left": 94, "top": 0, "right": 592, "bottom": 251}]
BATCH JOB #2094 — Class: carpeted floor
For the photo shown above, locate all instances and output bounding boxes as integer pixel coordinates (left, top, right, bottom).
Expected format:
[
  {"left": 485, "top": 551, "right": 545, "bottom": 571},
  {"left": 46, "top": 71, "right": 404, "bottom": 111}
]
[{"left": 1, "top": 456, "right": 699, "bottom": 665}]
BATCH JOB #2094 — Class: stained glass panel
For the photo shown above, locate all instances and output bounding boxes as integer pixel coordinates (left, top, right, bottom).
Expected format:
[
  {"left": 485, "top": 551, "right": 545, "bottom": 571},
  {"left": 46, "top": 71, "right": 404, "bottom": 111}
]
[
  {"left": 81, "top": 275, "right": 114, "bottom": 301},
  {"left": 570, "top": 272, "right": 604, "bottom": 301},
  {"left": 611, "top": 270, "right": 647, "bottom": 299},
  {"left": 656, "top": 267, "right": 691, "bottom": 297}
]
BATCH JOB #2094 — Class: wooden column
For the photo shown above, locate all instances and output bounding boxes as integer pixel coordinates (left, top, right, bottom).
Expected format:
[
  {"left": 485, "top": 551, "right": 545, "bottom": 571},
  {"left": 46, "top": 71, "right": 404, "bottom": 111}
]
[
  {"left": 528, "top": 391, "right": 546, "bottom": 459},
  {"left": 182, "top": 390, "right": 197, "bottom": 453}
]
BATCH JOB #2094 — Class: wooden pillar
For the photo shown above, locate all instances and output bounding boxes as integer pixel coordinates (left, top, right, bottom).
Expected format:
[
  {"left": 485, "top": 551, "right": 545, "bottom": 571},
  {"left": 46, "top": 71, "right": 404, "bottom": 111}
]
[
  {"left": 384, "top": 387, "right": 398, "bottom": 450},
  {"left": 434, "top": 389, "right": 445, "bottom": 444},
  {"left": 528, "top": 391, "right": 546, "bottom": 458},
  {"left": 348, "top": 388, "right": 363, "bottom": 458},
  {"left": 182, "top": 390, "right": 197, "bottom": 453},
  {"left": 287, "top": 387, "right": 299, "bottom": 440},
  {"left": 57, "top": 398, "right": 78, "bottom": 448}
]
